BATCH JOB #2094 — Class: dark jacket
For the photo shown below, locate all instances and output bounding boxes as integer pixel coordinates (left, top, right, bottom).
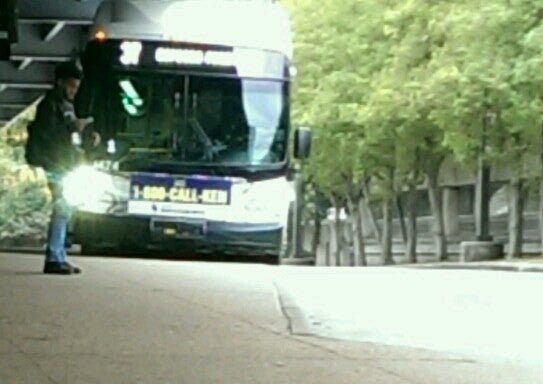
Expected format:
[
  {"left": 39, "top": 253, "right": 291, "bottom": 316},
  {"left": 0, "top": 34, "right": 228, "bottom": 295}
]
[{"left": 27, "top": 88, "right": 82, "bottom": 172}]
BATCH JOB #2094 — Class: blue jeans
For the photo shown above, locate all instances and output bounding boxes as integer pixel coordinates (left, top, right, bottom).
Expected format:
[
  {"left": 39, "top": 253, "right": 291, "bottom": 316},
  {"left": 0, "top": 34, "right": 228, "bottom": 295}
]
[{"left": 45, "top": 173, "right": 73, "bottom": 264}]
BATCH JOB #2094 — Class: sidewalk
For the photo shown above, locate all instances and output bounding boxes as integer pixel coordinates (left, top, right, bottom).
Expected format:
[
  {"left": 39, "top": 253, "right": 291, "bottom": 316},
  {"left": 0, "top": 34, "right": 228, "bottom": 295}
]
[
  {"left": 409, "top": 256, "right": 543, "bottom": 273},
  {"left": 275, "top": 265, "right": 543, "bottom": 364},
  {"left": 4, "top": 253, "right": 541, "bottom": 384},
  {"left": 2, "top": 243, "right": 543, "bottom": 272}
]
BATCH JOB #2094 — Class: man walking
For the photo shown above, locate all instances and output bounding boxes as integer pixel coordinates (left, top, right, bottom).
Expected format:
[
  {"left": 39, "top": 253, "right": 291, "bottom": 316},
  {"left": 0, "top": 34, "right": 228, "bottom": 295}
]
[{"left": 26, "top": 61, "right": 99, "bottom": 275}]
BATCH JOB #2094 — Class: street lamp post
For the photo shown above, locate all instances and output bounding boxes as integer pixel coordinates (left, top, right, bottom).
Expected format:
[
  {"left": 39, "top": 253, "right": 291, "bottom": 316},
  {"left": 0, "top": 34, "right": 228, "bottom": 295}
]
[
  {"left": 475, "top": 111, "right": 495, "bottom": 242},
  {"left": 0, "top": 0, "right": 18, "bottom": 60},
  {"left": 294, "top": 160, "right": 306, "bottom": 258},
  {"left": 460, "top": 111, "right": 504, "bottom": 261},
  {"left": 290, "top": 127, "right": 312, "bottom": 261}
]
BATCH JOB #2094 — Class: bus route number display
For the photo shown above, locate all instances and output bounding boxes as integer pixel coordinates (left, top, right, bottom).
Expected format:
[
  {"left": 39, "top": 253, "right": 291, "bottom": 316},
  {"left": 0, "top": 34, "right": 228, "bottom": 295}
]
[{"left": 130, "top": 174, "right": 231, "bottom": 206}]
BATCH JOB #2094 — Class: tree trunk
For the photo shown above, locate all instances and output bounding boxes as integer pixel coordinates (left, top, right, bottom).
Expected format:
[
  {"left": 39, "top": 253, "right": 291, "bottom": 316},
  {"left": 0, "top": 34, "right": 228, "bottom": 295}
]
[
  {"left": 540, "top": 125, "right": 543, "bottom": 256},
  {"left": 362, "top": 181, "right": 382, "bottom": 244},
  {"left": 357, "top": 198, "right": 367, "bottom": 236},
  {"left": 396, "top": 196, "right": 407, "bottom": 245},
  {"left": 325, "top": 240, "right": 331, "bottom": 267},
  {"left": 347, "top": 195, "right": 367, "bottom": 266},
  {"left": 382, "top": 198, "right": 394, "bottom": 265},
  {"left": 508, "top": 177, "right": 524, "bottom": 260},
  {"left": 346, "top": 196, "right": 356, "bottom": 267},
  {"left": 540, "top": 177, "right": 543, "bottom": 257},
  {"left": 311, "top": 207, "right": 322, "bottom": 257},
  {"left": 356, "top": 197, "right": 368, "bottom": 267},
  {"left": 427, "top": 169, "right": 447, "bottom": 261},
  {"left": 331, "top": 195, "right": 343, "bottom": 266},
  {"left": 405, "top": 182, "right": 418, "bottom": 263},
  {"left": 475, "top": 156, "right": 492, "bottom": 241}
]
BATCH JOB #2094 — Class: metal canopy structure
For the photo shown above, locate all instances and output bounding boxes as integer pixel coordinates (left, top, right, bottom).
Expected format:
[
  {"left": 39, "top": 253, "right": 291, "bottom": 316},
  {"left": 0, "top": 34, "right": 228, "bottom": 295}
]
[{"left": 0, "top": 0, "right": 103, "bottom": 127}]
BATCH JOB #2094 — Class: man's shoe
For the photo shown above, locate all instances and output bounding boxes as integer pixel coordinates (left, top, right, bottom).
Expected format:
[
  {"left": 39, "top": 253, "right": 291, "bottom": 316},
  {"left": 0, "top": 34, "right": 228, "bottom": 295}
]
[
  {"left": 43, "top": 262, "right": 72, "bottom": 275},
  {"left": 64, "top": 262, "right": 82, "bottom": 274}
]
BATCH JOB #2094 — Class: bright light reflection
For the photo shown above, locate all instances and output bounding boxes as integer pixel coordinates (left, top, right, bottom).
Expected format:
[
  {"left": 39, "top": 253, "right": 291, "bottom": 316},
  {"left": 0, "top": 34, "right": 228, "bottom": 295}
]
[
  {"left": 119, "top": 80, "right": 143, "bottom": 107},
  {"left": 120, "top": 41, "right": 142, "bottom": 66},
  {"left": 155, "top": 47, "right": 204, "bottom": 65},
  {"left": 234, "top": 48, "right": 267, "bottom": 78},
  {"left": 63, "top": 166, "right": 114, "bottom": 207},
  {"left": 275, "top": 268, "right": 543, "bottom": 363}
]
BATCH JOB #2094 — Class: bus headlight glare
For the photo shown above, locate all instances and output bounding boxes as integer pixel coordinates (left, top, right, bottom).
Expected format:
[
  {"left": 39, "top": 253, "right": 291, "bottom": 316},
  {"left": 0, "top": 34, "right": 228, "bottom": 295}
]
[
  {"left": 63, "top": 166, "right": 114, "bottom": 207},
  {"left": 243, "top": 179, "right": 293, "bottom": 216}
]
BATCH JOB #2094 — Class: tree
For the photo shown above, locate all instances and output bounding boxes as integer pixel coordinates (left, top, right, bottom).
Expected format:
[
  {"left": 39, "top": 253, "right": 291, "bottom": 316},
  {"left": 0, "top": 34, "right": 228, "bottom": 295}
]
[
  {"left": 285, "top": 0, "right": 543, "bottom": 265},
  {"left": 0, "top": 104, "right": 50, "bottom": 245},
  {"left": 0, "top": 137, "right": 50, "bottom": 245},
  {"left": 509, "top": 3, "right": 543, "bottom": 258},
  {"left": 284, "top": 0, "right": 392, "bottom": 265},
  {"left": 427, "top": 1, "right": 543, "bottom": 258}
]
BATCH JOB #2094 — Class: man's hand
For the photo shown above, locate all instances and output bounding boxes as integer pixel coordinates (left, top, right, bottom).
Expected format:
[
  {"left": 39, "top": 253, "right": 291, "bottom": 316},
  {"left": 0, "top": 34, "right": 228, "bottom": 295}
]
[
  {"left": 75, "top": 118, "right": 87, "bottom": 132},
  {"left": 75, "top": 117, "right": 94, "bottom": 133},
  {"left": 91, "top": 131, "right": 101, "bottom": 147}
]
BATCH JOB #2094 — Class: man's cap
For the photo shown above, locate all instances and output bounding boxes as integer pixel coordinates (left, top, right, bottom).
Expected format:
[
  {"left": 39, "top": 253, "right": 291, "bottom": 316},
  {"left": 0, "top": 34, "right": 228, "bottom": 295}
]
[{"left": 55, "top": 61, "right": 83, "bottom": 81}]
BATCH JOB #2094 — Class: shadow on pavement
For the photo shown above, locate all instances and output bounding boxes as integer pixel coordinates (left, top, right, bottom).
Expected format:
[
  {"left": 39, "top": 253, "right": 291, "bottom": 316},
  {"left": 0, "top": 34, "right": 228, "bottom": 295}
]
[
  {"left": 1, "top": 246, "right": 278, "bottom": 264},
  {"left": 80, "top": 248, "right": 281, "bottom": 265},
  {"left": 14, "top": 271, "right": 44, "bottom": 276}
]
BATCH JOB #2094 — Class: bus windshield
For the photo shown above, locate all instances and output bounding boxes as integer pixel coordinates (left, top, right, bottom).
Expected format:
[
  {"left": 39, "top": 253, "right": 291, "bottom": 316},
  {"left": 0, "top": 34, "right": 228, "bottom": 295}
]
[
  {"left": 111, "top": 73, "right": 289, "bottom": 166},
  {"left": 78, "top": 41, "right": 291, "bottom": 170}
]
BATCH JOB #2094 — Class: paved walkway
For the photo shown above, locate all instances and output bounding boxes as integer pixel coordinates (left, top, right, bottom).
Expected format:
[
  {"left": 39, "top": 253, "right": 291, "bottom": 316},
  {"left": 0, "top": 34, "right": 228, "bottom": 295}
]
[
  {"left": 412, "top": 255, "right": 543, "bottom": 272},
  {"left": 1, "top": 253, "right": 542, "bottom": 384}
]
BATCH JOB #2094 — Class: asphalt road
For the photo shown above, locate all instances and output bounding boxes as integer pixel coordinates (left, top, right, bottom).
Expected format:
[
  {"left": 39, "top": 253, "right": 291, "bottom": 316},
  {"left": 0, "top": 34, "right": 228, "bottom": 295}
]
[{"left": 1, "top": 253, "right": 541, "bottom": 384}]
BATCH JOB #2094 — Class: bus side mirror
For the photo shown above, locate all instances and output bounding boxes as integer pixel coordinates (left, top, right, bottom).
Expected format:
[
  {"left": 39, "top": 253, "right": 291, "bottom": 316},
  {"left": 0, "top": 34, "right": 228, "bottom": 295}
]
[{"left": 294, "top": 127, "right": 312, "bottom": 160}]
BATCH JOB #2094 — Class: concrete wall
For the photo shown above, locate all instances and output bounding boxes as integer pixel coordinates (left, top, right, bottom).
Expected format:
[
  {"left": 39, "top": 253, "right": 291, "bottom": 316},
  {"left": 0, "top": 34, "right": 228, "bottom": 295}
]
[
  {"left": 306, "top": 182, "right": 542, "bottom": 266},
  {"left": 438, "top": 155, "right": 541, "bottom": 187},
  {"left": 309, "top": 211, "right": 541, "bottom": 266}
]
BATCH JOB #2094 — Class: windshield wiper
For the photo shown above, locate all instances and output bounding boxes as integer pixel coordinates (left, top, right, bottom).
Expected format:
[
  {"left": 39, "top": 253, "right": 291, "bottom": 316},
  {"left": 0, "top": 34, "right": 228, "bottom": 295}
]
[{"left": 187, "top": 117, "right": 220, "bottom": 161}]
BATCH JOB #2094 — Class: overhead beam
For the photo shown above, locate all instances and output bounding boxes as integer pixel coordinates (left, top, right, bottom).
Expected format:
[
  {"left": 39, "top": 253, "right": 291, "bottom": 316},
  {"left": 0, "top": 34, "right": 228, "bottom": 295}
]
[
  {"left": 0, "top": 96, "right": 42, "bottom": 125},
  {"left": 0, "top": 109, "right": 20, "bottom": 120},
  {"left": 18, "top": 58, "right": 33, "bottom": 70},
  {"left": 20, "top": 18, "right": 93, "bottom": 26},
  {"left": 11, "top": 24, "right": 85, "bottom": 57},
  {"left": 0, "top": 96, "right": 42, "bottom": 124},
  {"left": 11, "top": 54, "right": 70, "bottom": 62},
  {"left": 0, "top": 103, "right": 27, "bottom": 109},
  {"left": 0, "top": 62, "right": 55, "bottom": 84},
  {"left": 0, "top": 83, "right": 53, "bottom": 90},
  {"left": 43, "top": 21, "right": 67, "bottom": 42},
  {"left": 0, "top": 89, "right": 44, "bottom": 104},
  {"left": 17, "top": 0, "right": 102, "bottom": 20}
]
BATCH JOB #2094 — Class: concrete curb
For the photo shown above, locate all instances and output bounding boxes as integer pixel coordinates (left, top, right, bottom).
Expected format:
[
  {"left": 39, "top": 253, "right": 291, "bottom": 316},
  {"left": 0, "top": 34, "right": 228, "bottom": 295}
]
[
  {"left": 407, "top": 263, "right": 543, "bottom": 273},
  {"left": 0, "top": 247, "right": 43, "bottom": 254},
  {"left": 2, "top": 248, "right": 542, "bottom": 273},
  {"left": 281, "top": 257, "right": 316, "bottom": 266}
]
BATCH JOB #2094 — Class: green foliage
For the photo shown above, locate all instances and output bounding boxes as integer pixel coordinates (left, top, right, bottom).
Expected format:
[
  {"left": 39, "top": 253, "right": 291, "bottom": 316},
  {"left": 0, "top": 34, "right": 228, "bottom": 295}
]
[
  {"left": 0, "top": 115, "right": 50, "bottom": 244},
  {"left": 284, "top": 0, "right": 543, "bottom": 199}
]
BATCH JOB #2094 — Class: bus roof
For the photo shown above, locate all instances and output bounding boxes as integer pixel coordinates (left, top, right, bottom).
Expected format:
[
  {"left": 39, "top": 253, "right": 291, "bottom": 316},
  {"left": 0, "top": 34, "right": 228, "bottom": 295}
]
[{"left": 93, "top": 0, "right": 293, "bottom": 60}]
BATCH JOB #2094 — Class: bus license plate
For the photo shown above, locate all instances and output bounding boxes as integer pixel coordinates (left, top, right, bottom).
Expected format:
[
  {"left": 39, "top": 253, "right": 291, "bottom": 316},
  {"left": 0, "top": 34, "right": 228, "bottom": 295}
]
[
  {"left": 130, "top": 174, "right": 231, "bottom": 205},
  {"left": 151, "top": 219, "right": 206, "bottom": 239}
]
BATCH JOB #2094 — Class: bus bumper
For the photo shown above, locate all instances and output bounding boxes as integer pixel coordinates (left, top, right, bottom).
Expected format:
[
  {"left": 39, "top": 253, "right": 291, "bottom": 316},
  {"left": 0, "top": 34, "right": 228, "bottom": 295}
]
[{"left": 72, "top": 211, "right": 283, "bottom": 257}]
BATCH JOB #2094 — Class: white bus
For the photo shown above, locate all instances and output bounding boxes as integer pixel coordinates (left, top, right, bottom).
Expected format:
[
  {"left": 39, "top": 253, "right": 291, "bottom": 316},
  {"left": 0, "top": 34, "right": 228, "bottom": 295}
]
[{"left": 64, "top": 0, "right": 311, "bottom": 262}]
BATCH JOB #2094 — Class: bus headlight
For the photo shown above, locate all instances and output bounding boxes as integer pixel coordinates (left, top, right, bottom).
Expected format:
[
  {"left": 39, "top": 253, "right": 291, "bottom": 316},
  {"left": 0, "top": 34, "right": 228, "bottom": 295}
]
[
  {"left": 243, "top": 178, "right": 294, "bottom": 219},
  {"left": 63, "top": 166, "right": 115, "bottom": 207}
]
